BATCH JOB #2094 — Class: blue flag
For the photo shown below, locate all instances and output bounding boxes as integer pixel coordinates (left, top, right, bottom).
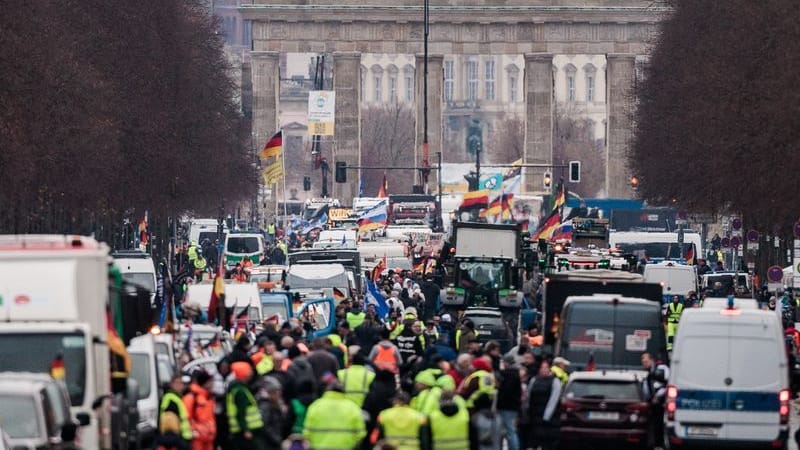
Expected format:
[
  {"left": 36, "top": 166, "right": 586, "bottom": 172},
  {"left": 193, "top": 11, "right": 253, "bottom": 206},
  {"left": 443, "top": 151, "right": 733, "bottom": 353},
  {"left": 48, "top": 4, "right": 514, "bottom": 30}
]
[{"left": 365, "top": 279, "right": 389, "bottom": 319}]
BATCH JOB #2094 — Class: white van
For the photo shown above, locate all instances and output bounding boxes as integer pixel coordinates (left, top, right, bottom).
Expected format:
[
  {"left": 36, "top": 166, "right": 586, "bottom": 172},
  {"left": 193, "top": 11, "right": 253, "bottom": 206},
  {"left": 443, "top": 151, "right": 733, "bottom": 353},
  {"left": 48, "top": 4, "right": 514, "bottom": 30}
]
[
  {"left": 285, "top": 263, "right": 350, "bottom": 303},
  {"left": 224, "top": 233, "right": 265, "bottom": 268},
  {"left": 127, "top": 334, "right": 174, "bottom": 445},
  {"left": 188, "top": 218, "right": 228, "bottom": 245},
  {"left": 113, "top": 250, "right": 158, "bottom": 305},
  {"left": 643, "top": 261, "right": 698, "bottom": 303},
  {"left": 666, "top": 303, "right": 789, "bottom": 449},
  {"left": 185, "top": 281, "right": 262, "bottom": 326}
]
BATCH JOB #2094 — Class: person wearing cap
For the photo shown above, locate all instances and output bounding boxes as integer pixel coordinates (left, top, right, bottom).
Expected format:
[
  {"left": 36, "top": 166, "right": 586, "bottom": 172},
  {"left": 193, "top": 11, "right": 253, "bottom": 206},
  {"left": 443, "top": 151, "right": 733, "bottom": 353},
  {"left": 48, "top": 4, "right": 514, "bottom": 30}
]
[
  {"left": 182, "top": 370, "right": 216, "bottom": 450},
  {"left": 303, "top": 381, "right": 366, "bottom": 449},
  {"left": 371, "top": 392, "right": 430, "bottom": 450},
  {"left": 551, "top": 357, "right": 570, "bottom": 385},
  {"left": 337, "top": 347, "right": 375, "bottom": 408},
  {"left": 160, "top": 373, "right": 193, "bottom": 444},
  {"left": 226, "top": 362, "right": 266, "bottom": 450},
  {"left": 458, "top": 356, "right": 496, "bottom": 409}
]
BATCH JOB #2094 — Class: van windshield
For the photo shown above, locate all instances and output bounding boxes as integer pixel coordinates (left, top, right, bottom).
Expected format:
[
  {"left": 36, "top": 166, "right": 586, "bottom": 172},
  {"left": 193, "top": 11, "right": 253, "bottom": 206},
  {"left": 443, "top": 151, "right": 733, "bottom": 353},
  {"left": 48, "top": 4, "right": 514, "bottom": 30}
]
[
  {"left": 679, "top": 335, "right": 780, "bottom": 387},
  {"left": 0, "top": 332, "right": 87, "bottom": 406},
  {"left": 0, "top": 395, "right": 41, "bottom": 438},
  {"left": 129, "top": 353, "right": 152, "bottom": 400},
  {"left": 227, "top": 237, "right": 260, "bottom": 254},
  {"left": 122, "top": 272, "right": 156, "bottom": 292},
  {"left": 287, "top": 272, "right": 348, "bottom": 289},
  {"left": 559, "top": 302, "right": 666, "bottom": 370},
  {"left": 617, "top": 243, "right": 684, "bottom": 260}
]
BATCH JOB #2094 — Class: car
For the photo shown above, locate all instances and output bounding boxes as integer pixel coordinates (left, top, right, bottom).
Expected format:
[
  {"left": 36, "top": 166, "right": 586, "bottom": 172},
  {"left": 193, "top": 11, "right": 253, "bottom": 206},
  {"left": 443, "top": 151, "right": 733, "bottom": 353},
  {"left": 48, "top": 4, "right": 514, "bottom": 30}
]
[
  {"left": 0, "top": 374, "right": 84, "bottom": 450},
  {"left": 462, "top": 307, "right": 513, "bottom": 353},
  {"left": 559, "top": 370, "right": 651, "bottom": 450}
]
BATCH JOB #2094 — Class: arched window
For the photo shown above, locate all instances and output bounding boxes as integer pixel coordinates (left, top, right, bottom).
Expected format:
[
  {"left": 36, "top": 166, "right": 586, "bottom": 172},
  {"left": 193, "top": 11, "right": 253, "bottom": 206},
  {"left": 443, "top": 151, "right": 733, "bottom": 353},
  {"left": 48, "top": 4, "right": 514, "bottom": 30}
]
[
  {"left": 403, "top": 65, "right": 415, "bottom": 102},
  {"left": 564, "top": 63, "right": 577, "bottom": 103},
  {"left": 371, "top": 65, "right": 383, "bottom": 103},
  {"left": 387, "top": 65, "right": 398, "bottom": 103},
  {"left": 505, "top": 64, "right": 520, "bottom": 102},
  {"left": 583, "top": 63, "right": 597, "bottom": 102}
]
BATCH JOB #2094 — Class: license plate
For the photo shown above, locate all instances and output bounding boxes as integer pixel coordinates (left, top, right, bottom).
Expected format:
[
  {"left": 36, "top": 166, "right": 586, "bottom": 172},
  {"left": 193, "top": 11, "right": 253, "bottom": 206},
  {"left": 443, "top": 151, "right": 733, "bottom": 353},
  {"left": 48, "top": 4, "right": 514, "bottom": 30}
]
[
  {"left": 686, "top": 426, "right": 719, "bottom": 437},
  {"left": 587, "top": 411, "right": 619, "bottom": 421}
]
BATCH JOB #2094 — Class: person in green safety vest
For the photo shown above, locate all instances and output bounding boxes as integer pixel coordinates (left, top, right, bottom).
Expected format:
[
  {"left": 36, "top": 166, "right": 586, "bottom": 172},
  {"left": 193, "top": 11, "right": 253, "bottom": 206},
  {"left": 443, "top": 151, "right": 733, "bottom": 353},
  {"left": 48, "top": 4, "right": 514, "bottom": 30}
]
[
  {"left": 337, "top": 347, "right": 375, "bottom": 408},
  {"left": 428, "top": 391, "right": 469, "bottom": 450},
  {"left": 226, "top": 362, "right": 266, "bottom": 450},
  {"left": 372, "top": 391, "right": 430, "bottom": 450},
  {"left": 159, "top": 374, "right": 193, "bottom": 444},
  {"left": 346, "top": 302, "right": 366, "bottom": 330},
  {"left": 303, "top": 379, "right": 366, "bottom": 449},
  {"left": 458, "top": 356, "right": 496, "bottom": 409},
  {"left": 666, "top": 295, "right": 684, "bottom": 351},
  {"left": 551, "top": 357, "right": 570, "bottom": 386}
]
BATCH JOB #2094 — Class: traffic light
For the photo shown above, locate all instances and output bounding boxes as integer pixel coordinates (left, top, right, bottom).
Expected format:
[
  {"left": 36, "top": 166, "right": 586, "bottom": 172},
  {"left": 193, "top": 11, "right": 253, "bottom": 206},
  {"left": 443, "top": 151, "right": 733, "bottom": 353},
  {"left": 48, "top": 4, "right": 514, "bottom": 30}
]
[
  {"left": 543, "top": 172, "right": 552, "bottom": 188},
  {"left": 335, "top": 161, "right": 347, "bottom": 183},
  {"left": 303, "top": 176, "right": 311, "bottom": 191},
  {"left": 630, "top": 175, "right": 640, "bottom": 190},
  {"left": 569, "top": 161, "right": 581, "bottom": 183}
]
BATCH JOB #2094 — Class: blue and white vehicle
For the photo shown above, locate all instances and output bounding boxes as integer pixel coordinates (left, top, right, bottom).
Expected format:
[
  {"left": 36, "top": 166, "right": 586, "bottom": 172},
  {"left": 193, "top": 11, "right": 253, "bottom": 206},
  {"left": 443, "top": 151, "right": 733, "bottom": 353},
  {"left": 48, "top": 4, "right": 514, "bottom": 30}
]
[{"left": 665, "top": 299, "right": 789, "bottom": 449}]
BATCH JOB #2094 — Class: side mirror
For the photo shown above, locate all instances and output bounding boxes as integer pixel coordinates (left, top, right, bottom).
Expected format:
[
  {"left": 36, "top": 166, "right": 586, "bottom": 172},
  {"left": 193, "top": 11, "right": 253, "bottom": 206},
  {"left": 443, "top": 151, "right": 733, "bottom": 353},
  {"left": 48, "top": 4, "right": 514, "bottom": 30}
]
[
  {"left": 654, "top": 368, "right": 667, "bottom": 383},
  {"left": 75, "top": 412, "right": 91, "bottom": 427},
  {"left": 126, "top": 378, "right": 140, "bottom": 402}
]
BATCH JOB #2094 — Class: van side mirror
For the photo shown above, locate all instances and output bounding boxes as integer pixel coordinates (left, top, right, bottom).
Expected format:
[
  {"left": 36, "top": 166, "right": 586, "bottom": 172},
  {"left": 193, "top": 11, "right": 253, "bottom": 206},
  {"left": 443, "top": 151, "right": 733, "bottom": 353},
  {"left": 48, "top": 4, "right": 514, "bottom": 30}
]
[
  {"left": 75, "top": 412, "right": 91, "bottom": 427},
  {"left": 126, "top": 378, "right": 140, "bottom": 403},
  {"left": 654, "top": 368, "right": 667, "bottom": 383}
]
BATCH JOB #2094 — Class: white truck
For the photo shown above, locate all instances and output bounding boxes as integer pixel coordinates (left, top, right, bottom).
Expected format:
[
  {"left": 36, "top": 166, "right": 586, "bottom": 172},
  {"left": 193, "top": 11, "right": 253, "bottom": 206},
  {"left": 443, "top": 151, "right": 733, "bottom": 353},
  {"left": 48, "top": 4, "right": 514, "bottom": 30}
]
[{"left": 0, "top": 235, "right": 117, "bottom": 450}]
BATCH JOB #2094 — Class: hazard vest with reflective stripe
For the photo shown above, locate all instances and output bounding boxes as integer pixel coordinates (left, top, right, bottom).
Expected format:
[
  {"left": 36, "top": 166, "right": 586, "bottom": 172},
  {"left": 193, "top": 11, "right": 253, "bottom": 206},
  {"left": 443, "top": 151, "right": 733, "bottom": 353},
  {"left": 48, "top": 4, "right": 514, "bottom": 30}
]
[
  {"left": 256, "top": 354, "right": 274, "bottom": 375},
  {"left": 268, "top": 224, "right": 276, "bottom": 235},
  {"left": 411, "top": 386, "right": 443, "bottom": 417},
  {"left": 159, "top": 391, "right": 193, "bottom": 441},
  {"left": 373, "top": 345, "right": 399, "bottom": 374},
  {"left": 337, "top": 364, "right": 375, "bottom": 408},
  {"left": 428, "top": 400, "right": 469, "bottom": 450},
  {"left": 346, "top": 311, "right": 366, "bottom": 330},
  {"left": 226, "top": 383, "right": 263, "bottom": 434},
  {"left": 668, "top": 303, "right": 683, "bottom": 323},
  {"left": 462, "top": 369, "right": 495, "bottom": 408},
  {"left": 378, "top": 405, "right": 426, "bottom": 450},
  {"left": 454, "top": 329, "right": 479, "bottom": 351},
  {"left": 303, "top": 391, "right": 366, "bottom": 450}
]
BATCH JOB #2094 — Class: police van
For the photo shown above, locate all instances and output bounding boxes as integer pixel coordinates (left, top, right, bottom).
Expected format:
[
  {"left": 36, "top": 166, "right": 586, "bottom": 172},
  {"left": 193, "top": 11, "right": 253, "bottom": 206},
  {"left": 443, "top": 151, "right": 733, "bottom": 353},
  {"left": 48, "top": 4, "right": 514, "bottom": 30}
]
[{"left": 666, "top": 298, "right": 789, "bottom": 449}]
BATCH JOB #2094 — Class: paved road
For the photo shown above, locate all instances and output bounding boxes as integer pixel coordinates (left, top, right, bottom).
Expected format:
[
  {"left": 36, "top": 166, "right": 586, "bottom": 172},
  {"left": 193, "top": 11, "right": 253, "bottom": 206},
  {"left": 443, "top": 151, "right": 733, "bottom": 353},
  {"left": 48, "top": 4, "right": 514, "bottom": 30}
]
[{"left": 790, "top": 399, "right": 800, "bottom": 450}]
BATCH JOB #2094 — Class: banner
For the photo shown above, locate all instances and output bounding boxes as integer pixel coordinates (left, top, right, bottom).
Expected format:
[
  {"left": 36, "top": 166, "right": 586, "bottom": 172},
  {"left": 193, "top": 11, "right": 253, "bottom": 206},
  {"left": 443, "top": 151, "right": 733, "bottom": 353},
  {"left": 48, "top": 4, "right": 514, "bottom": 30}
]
[
  {"left": 262, "top": 160, "right": 283, "bottom": 185},
  {"left": 307, "top": 90, "right": 336, "bottom": 136}
]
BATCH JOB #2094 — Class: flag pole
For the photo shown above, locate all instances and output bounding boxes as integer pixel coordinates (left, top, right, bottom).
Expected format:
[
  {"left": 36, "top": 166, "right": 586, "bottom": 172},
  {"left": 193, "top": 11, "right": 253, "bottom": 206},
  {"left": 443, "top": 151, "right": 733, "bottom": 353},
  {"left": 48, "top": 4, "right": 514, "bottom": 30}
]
[{"left": 281, "top": 130, "right": 288, "bottom": 230}]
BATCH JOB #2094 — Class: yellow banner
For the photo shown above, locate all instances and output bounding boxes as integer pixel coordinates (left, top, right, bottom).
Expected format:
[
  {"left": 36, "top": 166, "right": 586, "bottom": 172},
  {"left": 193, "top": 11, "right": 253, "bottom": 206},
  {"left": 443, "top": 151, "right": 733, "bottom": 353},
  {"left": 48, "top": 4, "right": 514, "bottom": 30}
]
[
  {"left": 329, "top": 208, "right": 353, "bottom": 222},
  {"left": 308, "top": 121, "right": 334, "bottom": 136},
  {"left": 262, "top": 160, "right": 283, "bottom": 185}
]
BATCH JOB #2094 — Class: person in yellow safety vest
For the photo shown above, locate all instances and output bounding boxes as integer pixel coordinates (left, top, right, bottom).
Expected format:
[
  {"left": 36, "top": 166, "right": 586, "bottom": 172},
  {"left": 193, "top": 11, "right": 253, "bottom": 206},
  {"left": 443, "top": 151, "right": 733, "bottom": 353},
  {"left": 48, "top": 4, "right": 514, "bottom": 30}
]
[
  {"left": 194, "top": 254, "right": 207, "bottom": 281},
  {"left": 411, "top": 368, "right": 457, "bottom": 417},
  {"left": 346, "top": 304, "right": 366, "bottom": 330},
  {"left": 422, "top": 320, "right": 439, "bottom": 348},
  {"left": 337, "top": 347, "right": 375, "bottom": 408},
  {"left": 666, "top": 295, "right": 684, "bottom": 351},
  {"left": 551, "top": 357, "right": 570, "bottom": 385},
  {"left": 458, "top": 356, "right": 496, "bottom": 409},
  {"left": 187, "top": 241, "right": 199, "bottom": 265},
  {"left": 253, "top": 338, "right": 276, "bottom": 376},
  {"left": 371, "top": 392, "right": 430, "bottom": 450},
  {"left": 303, "top": 380, "right": 366, "bottom": 450},
  {"left": 159, "top": 374, "right": 193, "bottom": 443},
  {"left": 267, "top": 222, "right": 276, "bottom": 237},
  {"left": 455, "top": 319, "right": 478, "bottom": 353},
  {"left": 277, "top": 240, "right": 288, "bottom": 256},
  {"left": 327, "top": 333, "right": 349, "bottom": 369},
  {"left": 226, "top": 362, "right": 266, "bottom": 450},
  {"left": 428, "top": 391, "right": 470, "bottom": 450}
]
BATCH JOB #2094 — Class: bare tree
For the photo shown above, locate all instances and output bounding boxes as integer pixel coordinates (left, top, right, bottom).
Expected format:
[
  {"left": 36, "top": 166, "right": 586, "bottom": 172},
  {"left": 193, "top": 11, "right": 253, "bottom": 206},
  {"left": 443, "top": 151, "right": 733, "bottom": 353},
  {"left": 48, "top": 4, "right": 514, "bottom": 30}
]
[
  {"left": 488, "top": 114, "right": 524, "bottom": 164},
  {"left": 553, "top": 108, "right": 606, "bottom": 198},
  {"left": 360, "top": 103, "right": 415, "bottom": 195},
  {"left": 631, "top": 0, "right": 800, "bottom": 233}
]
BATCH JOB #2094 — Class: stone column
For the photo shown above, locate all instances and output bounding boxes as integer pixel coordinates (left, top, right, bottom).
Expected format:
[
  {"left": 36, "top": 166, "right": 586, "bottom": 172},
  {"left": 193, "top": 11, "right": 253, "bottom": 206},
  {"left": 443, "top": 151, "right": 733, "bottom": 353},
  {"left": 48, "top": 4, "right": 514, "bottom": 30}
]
[
  {"left": 332, "top": 52, "right": 362, "bottom": 201},
  {"left": 415, "top": 54, "right": 444, "bottom": 193},
  {"left": 251, "top": 51, "right": 280, "bottom": 219},
  {"left": 251, "top": 51, "right": 280, "bottom": 155},
  {"left": 523, "top": 53, "right": 554, "bottom": 194},
  {"left": 606, "top": 54, "right": 636, "bottom": 198}
]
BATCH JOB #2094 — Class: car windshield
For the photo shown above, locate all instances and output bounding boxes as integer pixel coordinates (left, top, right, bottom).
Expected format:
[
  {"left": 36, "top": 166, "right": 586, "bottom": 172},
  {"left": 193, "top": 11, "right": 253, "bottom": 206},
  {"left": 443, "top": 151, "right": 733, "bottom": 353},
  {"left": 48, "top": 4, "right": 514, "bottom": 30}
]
[
  {"left": 565, "top": 380, "right": 641, "bottom": 400},
  {"left": 705, "top": 275, "right": 748, "bottom": 292},
  {"left": 457, "top": 261, "right": 507, "bottom": 289},
  {"left": 0, "top": 395, "right": 41, "bottom": 438},
  {"left": 121, "top": 272, "right": 155, "bottom": 292},
  {"left": 227, "top": 237, "right": 260, "bottom": 254},
  {"left": 0, "top": 332, "right": 87, "bottom": 406},
  {"left": 129, "top": 353, "right": 151, "bottom": 400},
  {"left": 287, "top": 272, "right": 348, "bottom": 289}
]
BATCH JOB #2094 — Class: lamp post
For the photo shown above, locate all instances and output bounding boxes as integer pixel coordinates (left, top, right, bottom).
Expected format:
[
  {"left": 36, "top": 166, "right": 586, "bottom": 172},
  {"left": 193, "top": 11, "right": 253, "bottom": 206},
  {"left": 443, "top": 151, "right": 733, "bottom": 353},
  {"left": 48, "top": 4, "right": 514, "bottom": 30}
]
[{"left": 422, "top": 0, "right": 430, "bottom": 190}]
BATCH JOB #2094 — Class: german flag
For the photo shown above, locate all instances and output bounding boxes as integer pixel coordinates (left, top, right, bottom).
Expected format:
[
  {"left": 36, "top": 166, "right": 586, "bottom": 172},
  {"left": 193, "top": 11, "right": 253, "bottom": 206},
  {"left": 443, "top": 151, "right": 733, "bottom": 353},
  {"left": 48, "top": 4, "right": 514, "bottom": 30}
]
[
  {"left": 533, "top": 209, "right": 561, "bottom": 241},
  {"left": 459, "top": 189, "right": 490, "bottom": 211},
  {"left": 552, "top": 180, "right": 566, "bottom": 211},
  {"left": 259, "top": 130, "right": 282, "bottom": 159},
  {"left": 50, "top": 355, "right": 65, "bottom": 380}
]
